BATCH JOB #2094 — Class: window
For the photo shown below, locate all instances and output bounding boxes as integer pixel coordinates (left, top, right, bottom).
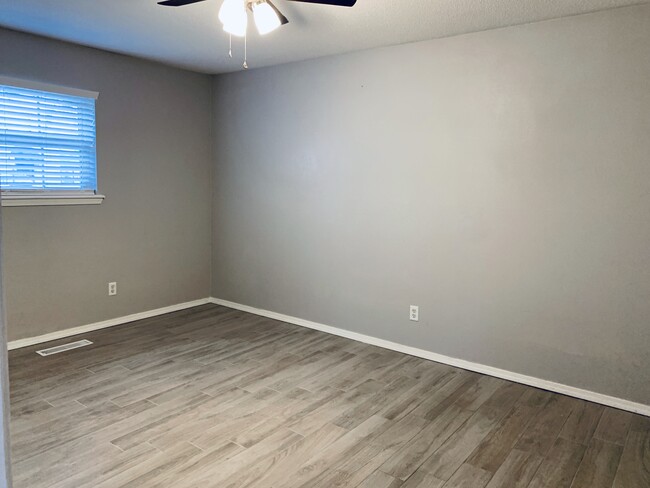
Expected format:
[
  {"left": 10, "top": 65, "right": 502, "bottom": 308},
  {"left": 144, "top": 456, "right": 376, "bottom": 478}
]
[{"left": 0, "top": 77, "right": 104, "bottom": 206}]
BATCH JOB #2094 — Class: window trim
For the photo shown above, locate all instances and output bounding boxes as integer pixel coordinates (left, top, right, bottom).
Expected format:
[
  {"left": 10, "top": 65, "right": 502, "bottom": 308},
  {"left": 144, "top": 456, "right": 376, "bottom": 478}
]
[
  {"left": 1, "top": 191, "right": 105, "bottom": 207},
  {"left": 0, "top": 76, "right": 99, "bottom": 100},
  {"left": 0, "top": 76, "right": 102, "bottom": 207}
]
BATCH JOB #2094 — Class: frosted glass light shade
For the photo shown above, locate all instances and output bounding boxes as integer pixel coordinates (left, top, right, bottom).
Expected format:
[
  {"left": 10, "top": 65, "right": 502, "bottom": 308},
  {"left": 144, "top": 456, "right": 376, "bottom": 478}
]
[
  {"left": 253, "top": 1, "right": 281, "bottom": 35},
  {"left": 219, "top": 0, "right": 248, "bottom": 37}
]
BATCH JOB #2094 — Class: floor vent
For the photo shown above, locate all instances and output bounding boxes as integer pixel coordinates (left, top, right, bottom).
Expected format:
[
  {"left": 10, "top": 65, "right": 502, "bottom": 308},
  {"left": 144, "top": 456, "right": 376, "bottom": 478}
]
[{"left": 36, "top": 340, "right": 93, "bottom": 357}]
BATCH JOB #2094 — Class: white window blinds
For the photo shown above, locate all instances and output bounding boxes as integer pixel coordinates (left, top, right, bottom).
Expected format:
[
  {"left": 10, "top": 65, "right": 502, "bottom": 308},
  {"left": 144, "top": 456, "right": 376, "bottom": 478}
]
[{"left": 0, "top": 83, "right": 97, "bottom": 192}]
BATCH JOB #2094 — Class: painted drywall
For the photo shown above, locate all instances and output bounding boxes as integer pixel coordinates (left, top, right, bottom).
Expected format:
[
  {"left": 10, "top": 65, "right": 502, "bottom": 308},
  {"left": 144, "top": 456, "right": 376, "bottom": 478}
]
[
  {"left": 211, "top": 4, "right": 650, "bottom": 405},
  {"left": 0, "top": 207, "right": 13, "bottom": 486},
  {"left": 0, "top": 29, "right": 213, "bottom": 342}
]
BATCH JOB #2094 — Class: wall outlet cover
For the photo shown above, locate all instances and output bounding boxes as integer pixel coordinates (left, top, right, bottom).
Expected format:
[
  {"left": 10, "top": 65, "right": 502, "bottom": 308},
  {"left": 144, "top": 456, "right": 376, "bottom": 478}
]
[{"left": 410, "top": 305, "right": 419, "bottom": 322}]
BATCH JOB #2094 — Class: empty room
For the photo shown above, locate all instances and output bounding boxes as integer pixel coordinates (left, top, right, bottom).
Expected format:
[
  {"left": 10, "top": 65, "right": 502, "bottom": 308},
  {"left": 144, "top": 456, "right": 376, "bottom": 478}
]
[{"left": 0, "top": 0, "right": 649, "bottom": 486}]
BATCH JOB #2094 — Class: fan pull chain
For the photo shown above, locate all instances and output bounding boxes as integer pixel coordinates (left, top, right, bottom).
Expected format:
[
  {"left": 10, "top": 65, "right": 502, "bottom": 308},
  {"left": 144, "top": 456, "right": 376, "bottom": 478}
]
[
  {"left": 229, "top": 34, "right": 232, "bottom": 58},
  {"left": 243, "top": 31, "right": 249, "bottom": 70}
]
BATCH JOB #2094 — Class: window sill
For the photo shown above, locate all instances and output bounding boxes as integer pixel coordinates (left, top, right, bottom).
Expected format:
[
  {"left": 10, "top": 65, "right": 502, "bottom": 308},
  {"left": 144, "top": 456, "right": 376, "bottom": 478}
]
[{"left": 1, "top": 193, "right": 105, "bottom": 207}]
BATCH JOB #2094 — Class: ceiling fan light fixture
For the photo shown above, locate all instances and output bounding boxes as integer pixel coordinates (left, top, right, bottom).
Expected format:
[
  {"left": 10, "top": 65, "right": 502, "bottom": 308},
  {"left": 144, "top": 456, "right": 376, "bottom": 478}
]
[
  {"left": 223, "top": 18, "right": 247, "bottom": 37},
  {"left": 220, "top": 0, "right": 248, "bottom": 37},
  {"left": 217, "top": 0, "right": 233, "bottom": 23},
  {"left": 253, "top": 1, "right": 281, "bottom": 35}
]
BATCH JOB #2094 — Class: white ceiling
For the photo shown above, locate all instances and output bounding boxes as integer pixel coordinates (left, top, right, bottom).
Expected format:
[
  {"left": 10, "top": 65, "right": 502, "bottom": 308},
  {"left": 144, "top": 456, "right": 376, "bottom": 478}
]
[{"left": 0, "top": 0, "right": 645, "bottom": 74}]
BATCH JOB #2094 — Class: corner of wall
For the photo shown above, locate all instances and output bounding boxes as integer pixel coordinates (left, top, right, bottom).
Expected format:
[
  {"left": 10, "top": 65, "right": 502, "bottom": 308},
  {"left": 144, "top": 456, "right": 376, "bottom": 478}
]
[{"left": 208, "top": 75, "right": 217, "bottom": 298}]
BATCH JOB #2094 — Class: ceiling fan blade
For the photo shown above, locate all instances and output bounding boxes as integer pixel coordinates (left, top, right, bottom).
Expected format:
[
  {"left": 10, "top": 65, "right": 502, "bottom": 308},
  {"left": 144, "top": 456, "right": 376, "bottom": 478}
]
[
  {"left": 157, "top": 0, "right": 207, "bottom": 6},
  {"left": 286, "top": 0, "right": 357, "bottom": 6},
  {"left": 267, "top": 0, "right": 289, "bottom": 25}
]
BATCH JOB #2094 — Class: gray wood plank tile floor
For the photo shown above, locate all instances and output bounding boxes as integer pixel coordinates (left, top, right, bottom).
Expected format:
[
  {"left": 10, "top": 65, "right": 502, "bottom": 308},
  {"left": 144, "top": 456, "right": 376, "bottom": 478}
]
[{"left": 8, "top": 304, "right": 650, "bottom": 487}]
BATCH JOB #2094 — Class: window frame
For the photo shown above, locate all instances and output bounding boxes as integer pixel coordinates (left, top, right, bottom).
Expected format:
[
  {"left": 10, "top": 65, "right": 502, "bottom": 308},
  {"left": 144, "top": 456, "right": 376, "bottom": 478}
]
[{"left": 0, "top": 76, "right": 104, "bottom": 207}]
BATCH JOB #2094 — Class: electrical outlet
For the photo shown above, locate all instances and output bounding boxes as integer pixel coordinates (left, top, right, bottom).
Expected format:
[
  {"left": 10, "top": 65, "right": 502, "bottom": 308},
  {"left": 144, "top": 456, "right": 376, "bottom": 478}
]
[
  {"left": 410, "top": 305, "right": 419, "bottom": 322},
  {"left": 108, "top": 282, "right": 117, "bottom": 296}
]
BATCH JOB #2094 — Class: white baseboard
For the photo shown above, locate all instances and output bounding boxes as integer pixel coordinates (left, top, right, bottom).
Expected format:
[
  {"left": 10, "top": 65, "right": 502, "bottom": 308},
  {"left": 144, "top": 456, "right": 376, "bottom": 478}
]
[
  {"left": 7, "top": 298, "right": 212, "bottom": 351},
  {"left": 209, "top": 297, "right": 650, "bottom": 417},
  {"left": 10, "top": 295, "right": 649, "bottom": 417}
]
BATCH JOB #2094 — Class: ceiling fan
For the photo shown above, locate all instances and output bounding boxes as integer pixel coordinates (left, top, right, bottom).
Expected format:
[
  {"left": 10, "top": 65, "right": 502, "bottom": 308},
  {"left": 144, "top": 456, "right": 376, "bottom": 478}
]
[
  {"left": 158, "top": 0, "right": 357, "bottom": 34},
  {"left": 158, "top": 0, "right": 357, "bottom": 68}
]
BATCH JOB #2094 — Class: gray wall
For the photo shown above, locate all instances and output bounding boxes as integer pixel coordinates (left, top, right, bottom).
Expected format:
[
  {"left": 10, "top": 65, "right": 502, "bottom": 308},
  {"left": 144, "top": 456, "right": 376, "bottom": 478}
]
[
  {"left": 0, "top": 206, "right": 13, "bottom": 486},
  {"left": 211, "top": 4, "right": 650, "bottom": 404},
  {"left": 0, "top": 29, "right": 213, "bottom": 342}
]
